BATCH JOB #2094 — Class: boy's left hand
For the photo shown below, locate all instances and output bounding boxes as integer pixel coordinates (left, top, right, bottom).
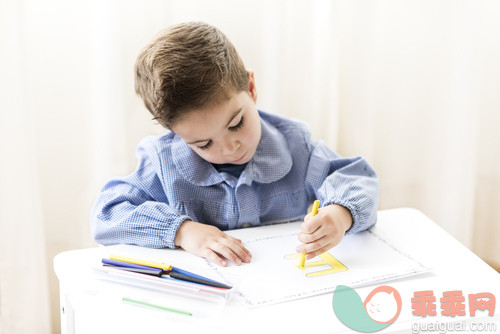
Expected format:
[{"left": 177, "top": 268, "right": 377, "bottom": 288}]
[{"left": 296, "top": 204, "right": 353, "bottom": 260}]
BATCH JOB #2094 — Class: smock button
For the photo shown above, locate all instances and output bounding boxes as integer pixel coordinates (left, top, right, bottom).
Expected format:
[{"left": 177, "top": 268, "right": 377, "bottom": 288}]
[{"left": 241, "top": 222, "right": 252, "bottom": 228}]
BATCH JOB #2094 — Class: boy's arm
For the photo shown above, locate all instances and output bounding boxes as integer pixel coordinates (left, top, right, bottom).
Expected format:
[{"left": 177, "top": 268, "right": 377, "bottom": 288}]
[
  {"left": 91, "top": 170, "right": 252, "bottom": 264},
  {"left": 298, "top": 141, "right": 379, "bottom": 259},
  {"left": 90, "top": 179, "right": 189, "bottom": 248},
  {"left": 305, "top": 141, "right": 380, "bottom": 234},
  {"left": 90, "top": 145, "right": 189, "bottom": 249},
  {"left": 90, "top": 139, "right": 252, "bottom": 266}
]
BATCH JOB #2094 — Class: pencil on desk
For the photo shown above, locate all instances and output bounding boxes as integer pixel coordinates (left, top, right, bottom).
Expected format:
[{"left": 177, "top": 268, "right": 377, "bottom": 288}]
[
  {"left": 122, "top": 297, "right": 193, "bottom": 316},
  {"left": 299, "top": 200, "right": 320, "bottom": 268},
  {"left": 109, "top": 255, "right": 172, "bottom": 271},
  {"left": 105, "top": 256, "right": 232, "bottom": 289}
]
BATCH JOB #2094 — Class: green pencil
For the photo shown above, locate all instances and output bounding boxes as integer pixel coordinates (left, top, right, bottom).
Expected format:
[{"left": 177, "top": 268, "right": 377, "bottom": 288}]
[{"left": 122, "top": 297, "right": 193, "bottom": 316}]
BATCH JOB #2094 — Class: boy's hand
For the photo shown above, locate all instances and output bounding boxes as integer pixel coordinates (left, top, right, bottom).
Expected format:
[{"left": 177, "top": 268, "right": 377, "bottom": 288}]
[
  {"left": 296, "top": 204, "right": 353, "bottom": 260},
  {"left": 174, "top": 220, "right": 252, "bottom": 267}
]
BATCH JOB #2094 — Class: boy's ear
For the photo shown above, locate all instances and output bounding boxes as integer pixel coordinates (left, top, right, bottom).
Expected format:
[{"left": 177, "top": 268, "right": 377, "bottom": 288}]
[{"left": 247, "top": 70, "right": 258, "bottom": 103}]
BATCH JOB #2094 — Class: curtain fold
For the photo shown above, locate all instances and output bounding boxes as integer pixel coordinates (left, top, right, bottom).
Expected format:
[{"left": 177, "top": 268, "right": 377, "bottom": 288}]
[
  {"left": 1, "top": 1, "right": 499, "bottom": 333},
  {"left": 0, "top": 1, "right": 52, "bottom": 333}
]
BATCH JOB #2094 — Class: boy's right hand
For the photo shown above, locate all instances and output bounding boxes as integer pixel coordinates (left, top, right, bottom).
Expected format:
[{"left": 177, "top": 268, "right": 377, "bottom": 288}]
[{"left": 174, "top": 220, "right": 252, "bottom": 267}]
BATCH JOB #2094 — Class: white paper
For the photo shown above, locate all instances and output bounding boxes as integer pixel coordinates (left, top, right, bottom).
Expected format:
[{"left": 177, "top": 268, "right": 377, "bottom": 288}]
[{"left": 207, "top": 223, "right": 429, "bottom": 307}]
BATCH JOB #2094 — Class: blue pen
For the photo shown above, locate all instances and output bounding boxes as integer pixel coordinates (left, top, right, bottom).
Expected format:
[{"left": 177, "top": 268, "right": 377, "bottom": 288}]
[
  {"left": 102, "top": 258, "right": 232, "bottom": 289},
  {"left": 171, "top": 267, "right": 224, "bottom": 285},
  {"left": 103, "top": 264, "right": 164, "bottom": 276}
]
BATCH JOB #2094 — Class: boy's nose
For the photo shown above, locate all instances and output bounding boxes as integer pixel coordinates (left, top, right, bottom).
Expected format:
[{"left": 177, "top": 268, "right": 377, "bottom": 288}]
[{"left": 221, "top": 139, "right": 240, "bottom": 155}]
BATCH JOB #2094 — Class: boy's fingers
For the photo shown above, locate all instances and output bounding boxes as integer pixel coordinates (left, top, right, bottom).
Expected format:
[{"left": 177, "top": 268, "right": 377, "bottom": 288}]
[
  {"left": 206, "top": 247, "right": 242, "bottom": 267},
  {"left": 296, "top": 236, "right": 325, "bottom": 254},
  {"left": 224, "top": 236, "right": 252, "bottom": 263},
  {"left": 306, "top": 240, "right": 336, "bottom": 259},
  {"left": 239, "top": 245, "right": 252, "bottom": 263},
  {"left": 298, "top": 220, "right": 328, "bottom": 243},
  {"left": 213, "top": 244, "right": 241, "bottom": 266},
  {"left": 203, "top": 249, "right": 228, "bottom": 267},
  {"left": 232, "top": 241, "right": 252, "bottom": 263},
  {"left": 300, "top": 216, "right": 321, "bottom": 234},
  {"left": 211, "top": 239, "right": 252, "bottom": 266},
  {"left": 300, "top": 235, "right": 343, "bottom": 259},
  {"left": 298, "top": 231, "right": 320, "bottom": 244}
]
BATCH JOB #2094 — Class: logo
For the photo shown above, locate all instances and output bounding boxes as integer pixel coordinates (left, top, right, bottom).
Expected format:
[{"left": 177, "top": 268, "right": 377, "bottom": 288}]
[{"left": 332, "top": 285, "right": 402, "bottom": 332}]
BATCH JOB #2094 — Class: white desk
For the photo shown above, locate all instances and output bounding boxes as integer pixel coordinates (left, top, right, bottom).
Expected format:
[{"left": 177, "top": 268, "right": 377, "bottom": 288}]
[{"left": 54, "top": 208, "right": 500, "bottom": 333}]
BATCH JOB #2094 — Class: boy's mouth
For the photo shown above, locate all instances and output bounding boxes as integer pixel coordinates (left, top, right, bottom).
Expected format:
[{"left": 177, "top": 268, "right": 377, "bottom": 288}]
[{"left": 231, "top": 152, "right": 247, "bottom": 164}]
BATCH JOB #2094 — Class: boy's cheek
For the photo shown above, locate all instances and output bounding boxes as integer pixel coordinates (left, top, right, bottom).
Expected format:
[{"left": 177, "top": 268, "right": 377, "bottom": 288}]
[{"left": 193, "top": 150, "right": 217, "bottom": 164}]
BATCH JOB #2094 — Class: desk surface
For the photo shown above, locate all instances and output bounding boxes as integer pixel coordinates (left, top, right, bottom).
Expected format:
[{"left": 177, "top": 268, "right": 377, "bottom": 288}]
[{"left": 54, "top": 208, "right": 499, "bottom": 334}]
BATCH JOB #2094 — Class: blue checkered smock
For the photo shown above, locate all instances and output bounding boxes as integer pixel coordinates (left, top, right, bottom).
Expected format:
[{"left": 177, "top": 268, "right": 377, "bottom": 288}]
[{"left": 90, "top": 111, "right": 379, "bottom": 248}]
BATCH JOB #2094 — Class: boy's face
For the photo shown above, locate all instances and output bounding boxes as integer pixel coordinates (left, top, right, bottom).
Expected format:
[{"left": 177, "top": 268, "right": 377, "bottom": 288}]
[{"left": 171, "top": 72, "right": 261, "bottom": 165}]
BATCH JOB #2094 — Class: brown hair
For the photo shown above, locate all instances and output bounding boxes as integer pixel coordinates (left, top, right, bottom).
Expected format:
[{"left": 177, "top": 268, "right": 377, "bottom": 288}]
[{"left": 134, "top": 21, "right": 249, "bottom": 128}]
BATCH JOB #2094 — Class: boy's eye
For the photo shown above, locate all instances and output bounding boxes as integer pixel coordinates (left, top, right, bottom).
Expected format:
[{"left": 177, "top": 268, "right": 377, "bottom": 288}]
[
  {"left": 197, "top": 140, "right": 213, "bottom": 150},
  {"left": 228, "top": 116, "right": 244, "bottom": 131}
]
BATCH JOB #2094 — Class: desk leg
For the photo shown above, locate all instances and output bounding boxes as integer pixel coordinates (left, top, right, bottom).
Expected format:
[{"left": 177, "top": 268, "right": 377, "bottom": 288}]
[{"left": 59, "top": 285, "right": 75, "bottom": 334}]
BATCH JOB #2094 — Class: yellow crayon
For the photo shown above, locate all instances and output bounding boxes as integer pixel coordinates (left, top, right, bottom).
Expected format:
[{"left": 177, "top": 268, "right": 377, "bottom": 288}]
[
  {"left": 299, "top": 200, "right": 320, "bottom": 268},
  {"left": 109, "top": 254, "right": 173, "bottom": 271}
]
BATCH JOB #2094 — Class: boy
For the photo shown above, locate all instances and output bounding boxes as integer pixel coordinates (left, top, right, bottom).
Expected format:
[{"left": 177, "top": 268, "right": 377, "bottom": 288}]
[{"left": 90, "top": 22, "right": 379, "bottom": 267}]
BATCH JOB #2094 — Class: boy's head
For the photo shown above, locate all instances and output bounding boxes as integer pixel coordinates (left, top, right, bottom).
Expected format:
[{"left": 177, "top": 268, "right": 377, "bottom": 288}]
[
  {"left": 135, "top": 21, "right": 250, "bottom": 129},
  {"left": 135, "top": 21, "right": 261, "bottom": 166}
]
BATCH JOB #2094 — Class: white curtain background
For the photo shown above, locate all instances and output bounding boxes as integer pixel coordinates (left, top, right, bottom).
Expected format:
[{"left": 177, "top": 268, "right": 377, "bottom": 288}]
[{"left": 1, "top": 0, "right": 499, "bottom": 332}]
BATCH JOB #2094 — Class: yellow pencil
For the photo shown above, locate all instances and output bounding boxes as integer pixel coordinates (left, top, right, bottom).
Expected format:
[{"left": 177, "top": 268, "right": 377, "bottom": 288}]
[
  {"left": 109, "top": 255, "right": 173, "bottom": 271},
  {"left": 299, "top": 200, "right": 320, "bottom": 268}
]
